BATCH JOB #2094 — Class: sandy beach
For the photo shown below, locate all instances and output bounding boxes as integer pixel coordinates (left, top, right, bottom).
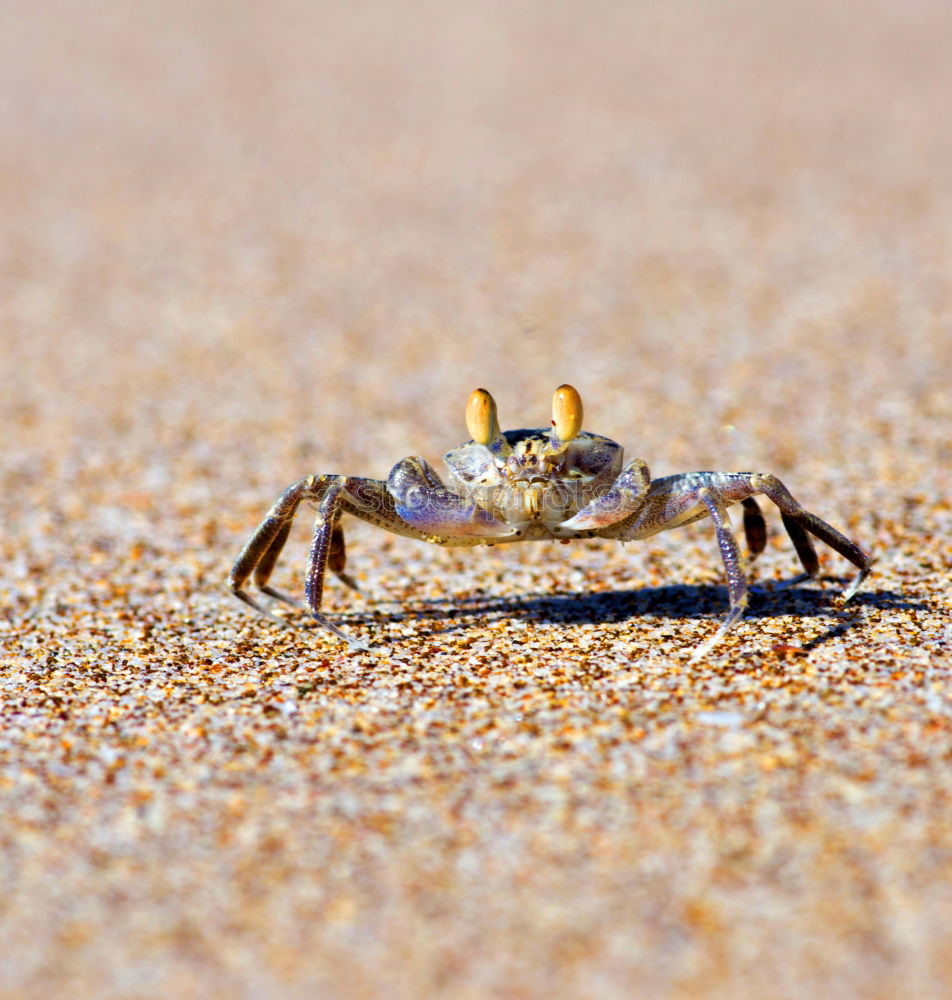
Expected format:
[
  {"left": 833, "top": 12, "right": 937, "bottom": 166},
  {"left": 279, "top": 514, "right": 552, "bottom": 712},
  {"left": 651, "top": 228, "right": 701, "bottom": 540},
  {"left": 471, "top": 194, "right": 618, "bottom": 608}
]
[{"left": 2, "top": 2, "right": 951, "bottom": 996}]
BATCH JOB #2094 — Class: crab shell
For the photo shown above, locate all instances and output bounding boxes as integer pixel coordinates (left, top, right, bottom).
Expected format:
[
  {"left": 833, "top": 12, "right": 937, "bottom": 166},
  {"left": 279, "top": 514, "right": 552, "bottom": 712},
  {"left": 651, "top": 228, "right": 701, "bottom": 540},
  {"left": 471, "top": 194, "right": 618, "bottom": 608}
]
[{"left": 443, "top": 427, "right": 624, "bottom": 529}]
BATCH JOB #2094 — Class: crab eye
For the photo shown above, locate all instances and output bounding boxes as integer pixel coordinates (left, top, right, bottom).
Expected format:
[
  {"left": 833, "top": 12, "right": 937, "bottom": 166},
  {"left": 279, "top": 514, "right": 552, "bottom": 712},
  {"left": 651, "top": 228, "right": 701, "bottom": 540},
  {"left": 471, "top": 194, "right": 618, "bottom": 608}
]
[
  {"left": 552, "top": 384, "right": 583, "bottom": 442},
  {"left": 465, "top": 387, "right": 500, "bottom": 445}
]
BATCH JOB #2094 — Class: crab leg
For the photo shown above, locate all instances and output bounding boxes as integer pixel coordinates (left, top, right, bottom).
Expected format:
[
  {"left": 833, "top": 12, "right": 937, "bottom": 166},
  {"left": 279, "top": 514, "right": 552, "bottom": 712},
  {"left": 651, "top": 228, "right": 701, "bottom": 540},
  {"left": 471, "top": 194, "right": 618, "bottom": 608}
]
[
  {"left": 750, "top": 473, "right": 871, "bottom": 600},
  {"left": 327, "top": 522, "right": 359, "bottom": 591},
  {"left": 741, "top": 497, "right": 767, "bottom": 557},
  {"left": 254, "top": 519, "right": 294, "bottom": 594},
  {"left": 696, "top": 486, "right": 749, "bottom": 647},
  {"left": 599, "top": 470, "right": 871, "bottom": 653},
  {"left": 229, "top": 477, "right": 314, "bottom": 621},
  {"left": 230, "top": 465, "right": 517, "bottom": 647},
  {"left": 231, "top": 475, "right": 395, "bottom": 648},
  {"left": 607, "top": 471, "right": 869, "bottom": 592},
  {"left": 303, "top": 479, "right": 370, "bottom": 650},
  {"left": 252, "top": 516, "right": 357, "bottom": 598},
  {"left": 229, "top": 477, "right": 351, "bottom": 606}
]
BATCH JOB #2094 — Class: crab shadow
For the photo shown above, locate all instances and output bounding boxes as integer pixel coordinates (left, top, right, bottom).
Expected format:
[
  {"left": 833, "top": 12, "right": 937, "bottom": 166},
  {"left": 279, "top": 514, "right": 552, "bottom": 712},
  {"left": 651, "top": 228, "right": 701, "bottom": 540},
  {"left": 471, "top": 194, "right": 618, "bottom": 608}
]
[{"left": 337, "top": 580, "right": 920, "bottom": 651}]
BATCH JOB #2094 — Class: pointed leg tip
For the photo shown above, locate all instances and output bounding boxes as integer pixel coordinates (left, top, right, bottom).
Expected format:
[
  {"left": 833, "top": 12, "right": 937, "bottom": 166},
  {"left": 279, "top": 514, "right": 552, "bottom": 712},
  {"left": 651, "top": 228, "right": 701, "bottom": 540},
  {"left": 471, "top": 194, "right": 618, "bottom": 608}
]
[
  {"left": 841, "top": 569, "right": 870, "bottom": 604},
  {"left": 308, "top": 611, "right": 373, "bottom": 652},
  {"left": 258, "top": 584, "right": 303, "bottom": 608},
  {"left": 336, "top": 572, "right": 362, "bottom": 594},
  {"left": 690, "top": 630, "right": 724, "bottom": 662},
  {"left": 232, "top": 589, "right": 295, "bottom": 628},
  {"left": 690, "top": 603, "right": 747, "bottom": 661},
  {"left": 774, "top": 571, "right": 814, "bottom": 592}
]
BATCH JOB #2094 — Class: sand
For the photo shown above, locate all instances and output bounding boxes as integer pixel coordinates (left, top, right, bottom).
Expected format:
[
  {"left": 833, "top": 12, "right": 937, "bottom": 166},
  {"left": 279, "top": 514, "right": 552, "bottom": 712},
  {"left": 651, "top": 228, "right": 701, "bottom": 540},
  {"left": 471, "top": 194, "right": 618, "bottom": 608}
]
[{"left": 2, "top": 1, "right": 951, "bottom": 997}]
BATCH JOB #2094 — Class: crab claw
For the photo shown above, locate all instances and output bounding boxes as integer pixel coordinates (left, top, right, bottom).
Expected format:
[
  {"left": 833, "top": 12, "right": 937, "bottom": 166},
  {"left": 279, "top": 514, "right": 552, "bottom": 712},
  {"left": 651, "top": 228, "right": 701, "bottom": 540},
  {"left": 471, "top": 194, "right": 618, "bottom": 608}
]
[
  {"left": 389, "top": 457, "right": 517, "bottom": 538},
  {"left": 560, "top": 458, "right": 651, "bottom": 530}
]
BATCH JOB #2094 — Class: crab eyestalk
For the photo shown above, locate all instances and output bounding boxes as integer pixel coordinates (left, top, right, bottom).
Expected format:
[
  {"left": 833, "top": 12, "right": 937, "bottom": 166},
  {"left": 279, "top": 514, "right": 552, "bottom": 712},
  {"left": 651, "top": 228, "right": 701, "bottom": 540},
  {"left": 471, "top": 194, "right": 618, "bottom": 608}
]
[
  {"left": 465, "top": 388, "right": 502, "bottom": 446},
  {"left": 550, "top": 384, "right": 583, "bottom": 452}
]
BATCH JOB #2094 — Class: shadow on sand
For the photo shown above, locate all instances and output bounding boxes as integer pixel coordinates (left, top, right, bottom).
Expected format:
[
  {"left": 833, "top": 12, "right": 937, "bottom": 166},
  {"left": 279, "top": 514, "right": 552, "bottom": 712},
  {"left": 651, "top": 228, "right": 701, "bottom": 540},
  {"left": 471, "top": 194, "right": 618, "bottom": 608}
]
[{"left": 325, "top": 578, "right": 920, "bottom": 652}]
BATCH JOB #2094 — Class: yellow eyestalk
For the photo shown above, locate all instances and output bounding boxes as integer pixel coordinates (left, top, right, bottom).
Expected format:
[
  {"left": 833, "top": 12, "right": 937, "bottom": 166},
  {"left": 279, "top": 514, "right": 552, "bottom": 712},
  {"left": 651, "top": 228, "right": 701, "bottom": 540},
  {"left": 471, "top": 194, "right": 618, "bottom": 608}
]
[
  {"left": 465, "top": 388, "right": 501, "bottom": 445},
  {"left": 552, "top": 384, "right": 583, "bottom": 442}
]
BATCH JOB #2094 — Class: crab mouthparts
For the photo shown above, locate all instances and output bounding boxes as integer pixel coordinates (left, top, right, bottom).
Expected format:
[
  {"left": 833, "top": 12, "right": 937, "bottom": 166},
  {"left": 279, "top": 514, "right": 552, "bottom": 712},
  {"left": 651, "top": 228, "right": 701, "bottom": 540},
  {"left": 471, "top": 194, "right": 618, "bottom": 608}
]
[{"left": 508, "top": 480, "right": 549, "bottom": 517}]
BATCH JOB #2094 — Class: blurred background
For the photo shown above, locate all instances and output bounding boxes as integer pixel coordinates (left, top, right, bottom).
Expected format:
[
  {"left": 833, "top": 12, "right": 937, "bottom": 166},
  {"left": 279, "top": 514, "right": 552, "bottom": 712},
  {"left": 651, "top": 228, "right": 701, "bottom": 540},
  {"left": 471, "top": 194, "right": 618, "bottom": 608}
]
[{"left": 3, "top": 0, "right": 949, "bottom": 494}]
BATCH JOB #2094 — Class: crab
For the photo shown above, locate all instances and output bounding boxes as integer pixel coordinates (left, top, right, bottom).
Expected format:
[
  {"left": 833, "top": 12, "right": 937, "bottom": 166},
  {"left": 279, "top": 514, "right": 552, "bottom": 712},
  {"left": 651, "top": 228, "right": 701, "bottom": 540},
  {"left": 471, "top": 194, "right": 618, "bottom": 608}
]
[{"left": 229, "top": 385, "right": 872, "bottom": 656}]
